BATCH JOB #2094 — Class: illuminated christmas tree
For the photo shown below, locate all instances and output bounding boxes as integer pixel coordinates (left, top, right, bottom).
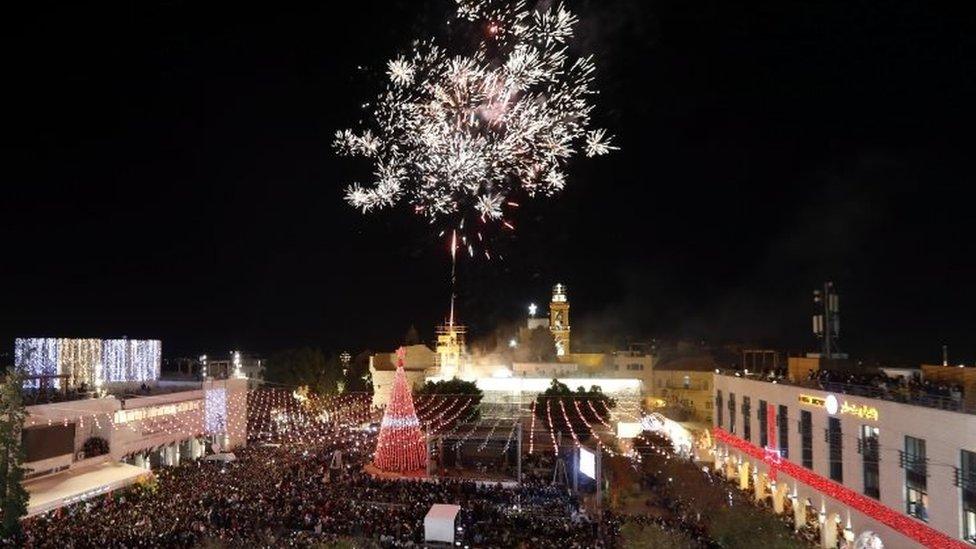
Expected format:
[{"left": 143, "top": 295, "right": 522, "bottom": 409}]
[{"left": 374, "top": 348, "right": 427, "bottom": 472}]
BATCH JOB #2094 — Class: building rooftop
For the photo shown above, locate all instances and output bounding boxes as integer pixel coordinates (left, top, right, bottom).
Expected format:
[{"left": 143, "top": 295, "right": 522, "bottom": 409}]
[
  {"left": 655, "top": 355, "right": 718, "bottom": 372},
  {"left": 717, "top": 368, "right": 975, "bottom": 415}
]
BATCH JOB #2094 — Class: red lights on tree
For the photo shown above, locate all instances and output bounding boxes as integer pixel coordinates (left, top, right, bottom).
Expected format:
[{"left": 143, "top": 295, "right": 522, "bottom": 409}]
[{"left": 373, "top": 349, "right": 427, "bottom": 472}]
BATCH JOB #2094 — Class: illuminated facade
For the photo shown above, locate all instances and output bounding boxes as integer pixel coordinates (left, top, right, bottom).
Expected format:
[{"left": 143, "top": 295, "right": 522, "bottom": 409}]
[
  {"left": 713, "top": 374, "right": 976, "bottom": 548},
  {"left": 16, "top": 337, "right": 161, "bottom": 388},
  {"left": 22, "top": 378, "right": 247, "bottom": 514},
  {"left": 370, "top": 344, "right": 435, "bottom": 407},
  {"left": 435, "top": 323, "right": 466, "bottom": 378},
  {"left": 550, "top": 283, "right": 570, "bottom": 356},
  {"left": 652, "top": 356, "right": 716, "bottom": 423}
]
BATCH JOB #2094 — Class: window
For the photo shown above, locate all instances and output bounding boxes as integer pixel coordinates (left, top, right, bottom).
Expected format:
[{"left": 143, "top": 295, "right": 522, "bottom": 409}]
[
  {"left": 903, "top": 436, "right": 928, "bottom": 521},
  {"left": 828, "top": 417, "right": 843, "bottom": 483},
  {"left": 682, "top": 375, "right": 691, "bottom": 389},
  {"left": 800, "top": 410, "right": 813, "bottom": 469},
  {"left": 860, "top": 425, "right": 880, "bottom": 499},
  {"left": 728, "top": 393, "right": 736, "bottom": 435},
  {"left": 715, "top": 390, "right": 723, "bottom": 428},
  {"left": 742, "top": 397, "right": 751, "bottom": 442},
  {"left": 758, "top": 400, "right": 768, "bottom": 447},
  {"left": 778, "top": 405, "right": 789, "bottom": 458},
  {"left": 961, "top": 450, "right": 976, "bottom": 543},
  {"left": 705, "top": 400, "right": 712, "bottom": 410},
  {"left": 627, "top": 363, "right": 643, "bottom": 371}
]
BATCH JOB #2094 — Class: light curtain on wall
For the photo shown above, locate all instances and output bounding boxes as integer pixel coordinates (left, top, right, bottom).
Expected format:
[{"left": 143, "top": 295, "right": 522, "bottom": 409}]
[{"left": 16, "top": 338, "right": 161, "bottom": 387}]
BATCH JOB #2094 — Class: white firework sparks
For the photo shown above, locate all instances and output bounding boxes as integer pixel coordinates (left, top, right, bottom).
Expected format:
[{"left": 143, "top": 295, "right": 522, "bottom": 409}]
[
  {"left": 386, "top": 56, "right": 415, "bottom": 87},
  {"left": 336, "top": 0, "right": 616, "bottom": 254},
  {"left": 585, "top": 128, "right": 619, "bottom": 157},
  {"left": 475, "top": 193, "right": 506, "bottom": 220}
]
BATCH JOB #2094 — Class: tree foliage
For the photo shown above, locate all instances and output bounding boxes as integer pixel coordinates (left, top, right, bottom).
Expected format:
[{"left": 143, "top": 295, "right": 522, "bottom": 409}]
[
  {"left": 708, "top": 506, "right": 804, "bottom": 549},
  {"left": 417, "top": 378, "right": 482, "bottom": 399},
  {"left": 82, "top": 436, "right": 110, "bottom": 458},
  {"left": 342, "top": 350, "right": 373, "bottom": 393},
  {"left": 620, "top": 520, "right": 703, "bottom": 549},
  {"left": 0, "top": 369, "right": 29, "bottom": 540},
  {"left": 417, "top": 378, "right": 482, "bottom": 420},
  {"left": 265, "top": 348, "right": 341, "bottom": 395}
]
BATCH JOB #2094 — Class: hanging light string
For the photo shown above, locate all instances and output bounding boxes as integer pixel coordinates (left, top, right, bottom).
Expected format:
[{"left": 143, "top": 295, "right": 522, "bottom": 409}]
[
  {"left": 545, "top": 400, "right": 559, "bottom": 456},
  {"left": 500, "top": 421, "right": 518, "bottom": 454},
  {"left": 528, "top": 400, "right": 537, "bottom": 454},
  {"left": 477, "top": 418, "right": 502, "bottom": 452}
]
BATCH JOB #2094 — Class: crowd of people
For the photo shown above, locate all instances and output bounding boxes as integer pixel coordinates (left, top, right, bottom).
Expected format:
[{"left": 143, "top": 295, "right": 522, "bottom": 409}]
[
  {"left": 15, "top": 419, "right": 607, "bottom": 548},
  {"left": 804, "top": 368, "right": 965, "bottom": 409}
]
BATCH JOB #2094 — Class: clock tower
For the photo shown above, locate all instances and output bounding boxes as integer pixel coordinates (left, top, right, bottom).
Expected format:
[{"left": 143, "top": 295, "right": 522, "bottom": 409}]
[{"left": 550, "top": 283, "right": 570, "bottom": 356}]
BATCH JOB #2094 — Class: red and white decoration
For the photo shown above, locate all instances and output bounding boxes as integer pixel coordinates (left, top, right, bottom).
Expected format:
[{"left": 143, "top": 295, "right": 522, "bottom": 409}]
[{"left": 373, "top": 348, "right": 427, "bottom": 472}]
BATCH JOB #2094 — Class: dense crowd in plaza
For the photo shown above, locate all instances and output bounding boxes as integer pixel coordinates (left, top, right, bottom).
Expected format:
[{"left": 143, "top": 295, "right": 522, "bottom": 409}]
[{"left": 14, "top": 423, "right": 606, "bottom": 548}]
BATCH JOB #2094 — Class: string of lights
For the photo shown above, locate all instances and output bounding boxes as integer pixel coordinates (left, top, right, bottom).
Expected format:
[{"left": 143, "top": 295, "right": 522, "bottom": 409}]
[
  {"left": 713, "top": 427, "right": 969, "bottom": 548},
  {"left": 528, "top": 400, "right": 537, "bottom": 454}
]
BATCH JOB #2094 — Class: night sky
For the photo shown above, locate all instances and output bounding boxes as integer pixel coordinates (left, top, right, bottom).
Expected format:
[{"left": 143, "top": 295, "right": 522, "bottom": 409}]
[{"left": 4, "top": 1, "right": 973, "bottom": 364}]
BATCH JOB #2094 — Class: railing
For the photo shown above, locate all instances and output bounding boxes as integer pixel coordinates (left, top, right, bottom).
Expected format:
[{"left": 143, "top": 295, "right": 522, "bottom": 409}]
[
  {"left": 719, "top": 371, "right": 974, "bottom": 415},
  {"left": 817, "top": 381, "right": 964, "bottom": 412},
  {"left": 953, "top": 468, "right": 976, "bottom": 491},
  {"left": 662, "top": 382, "right": 709, "bottom": 391}
]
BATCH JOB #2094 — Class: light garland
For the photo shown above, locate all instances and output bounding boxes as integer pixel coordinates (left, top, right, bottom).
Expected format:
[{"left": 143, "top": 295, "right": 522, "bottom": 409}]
[
  {"left": 373, "top": 355, "right": 427, "bottom": 472},
  {"left": 713, "top": 427, "right": 969, "bottom": 548},
  {"left": 545, "top": 400, "right": 559, "bottom": 456},
  {"left": 205, "top": 388, "right": 228, "bottom": 434},
  {"left": 528, "top": 400, "right": 537, "bottom": 454},
  {"left": 15, "top": 338, "right": 60, "bottom": 388}
]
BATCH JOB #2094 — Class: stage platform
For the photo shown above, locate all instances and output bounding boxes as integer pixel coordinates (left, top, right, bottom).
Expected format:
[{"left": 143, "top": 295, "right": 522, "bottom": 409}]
[{"left": 364, "top": 463, "right": 518, "bottom": 487}]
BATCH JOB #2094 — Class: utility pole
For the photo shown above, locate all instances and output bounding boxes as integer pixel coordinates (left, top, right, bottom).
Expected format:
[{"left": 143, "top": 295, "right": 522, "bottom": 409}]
[
  {"left": 516, "top": 422, "right": 523, "bottom": 484},
  {"left": 596, "top": 443, "right": 603, "bottom": 517}
]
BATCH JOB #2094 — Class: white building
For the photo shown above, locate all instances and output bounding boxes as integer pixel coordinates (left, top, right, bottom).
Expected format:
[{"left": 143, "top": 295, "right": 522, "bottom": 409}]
[
  {"left": 21, "top": 378, "right": 248, "bottom": 516},
  {"left": 712, "top": 374, "right": 975, "bottom": 548},
  {"left": 370, "top": 344, "right": 436, "bottom": 407}
]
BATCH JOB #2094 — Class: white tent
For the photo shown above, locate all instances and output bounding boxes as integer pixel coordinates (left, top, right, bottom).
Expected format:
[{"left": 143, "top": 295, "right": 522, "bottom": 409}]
[
  {"left": 25, "top": 461, "right": 151, "bottom": 517},
  {"left": 424, "top": 503, "right": 461, "bottom": 544}
]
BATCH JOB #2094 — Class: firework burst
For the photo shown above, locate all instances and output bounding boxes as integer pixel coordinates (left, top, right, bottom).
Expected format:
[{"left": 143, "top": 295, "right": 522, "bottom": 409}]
[{"left": 336, "top": 0, "right": 616, "bottom": 257}]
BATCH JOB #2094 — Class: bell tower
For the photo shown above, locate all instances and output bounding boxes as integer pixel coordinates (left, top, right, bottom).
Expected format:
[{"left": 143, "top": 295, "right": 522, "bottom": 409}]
[{"left": 549, "top": 283, "right": 570, "bottom": 356}]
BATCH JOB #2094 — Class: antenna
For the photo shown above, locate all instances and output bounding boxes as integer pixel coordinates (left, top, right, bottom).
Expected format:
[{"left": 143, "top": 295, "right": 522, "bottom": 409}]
[{"left": 812, "top": 281, "right": 841, "bottom": 359}]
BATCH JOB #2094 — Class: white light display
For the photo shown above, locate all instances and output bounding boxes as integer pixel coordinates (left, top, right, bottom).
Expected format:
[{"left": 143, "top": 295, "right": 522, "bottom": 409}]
[
  {"left": 15, "top": 337, "right": 161, "bottom": 387},
  {"left": 205, "top": 388, "right": 228, "bottom": 434},
  {"left": 579, "top": 447, "right": 596, "bottom": 480},
  {"left": 101, "top": 339, "right": 161, "bottom": 383},
  {"left": 15, "top": 338, "right": 60, "bottom": 388},
  {"left": 380, "top": 416, "right": 420, "bottom": 429},
  {"left": 101, "top": 339, "right": 128, "bottom": 383},
  {"left": 58, "top": 338, "right": 101, "bottom": 388},
  {"left": 128, "top": 339, "right": 161, "bottom": 382}
]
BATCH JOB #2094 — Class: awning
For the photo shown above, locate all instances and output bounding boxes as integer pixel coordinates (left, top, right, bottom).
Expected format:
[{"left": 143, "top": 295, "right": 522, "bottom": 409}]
[{"left": 25, "top": 461, "right": 151, "bottom": 516}]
